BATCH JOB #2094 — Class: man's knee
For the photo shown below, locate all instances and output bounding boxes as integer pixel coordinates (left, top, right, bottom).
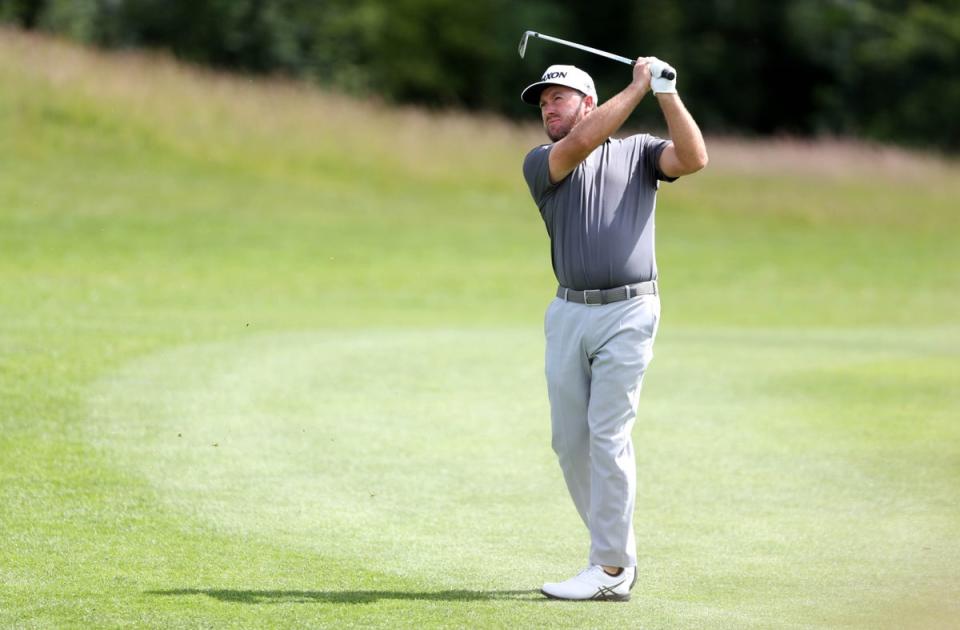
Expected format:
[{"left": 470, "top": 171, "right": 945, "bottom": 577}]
[{"left": 589, "top": 432, "right": 635, "bottom": 471}]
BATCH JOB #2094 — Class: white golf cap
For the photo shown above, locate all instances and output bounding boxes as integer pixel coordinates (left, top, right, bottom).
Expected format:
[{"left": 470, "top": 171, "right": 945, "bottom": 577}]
[{"left": 521, "top": 64, "right": 598, "bottom": 105}]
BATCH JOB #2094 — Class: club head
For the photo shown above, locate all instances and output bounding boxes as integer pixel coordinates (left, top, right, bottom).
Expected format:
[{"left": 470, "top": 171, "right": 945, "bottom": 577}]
[{"left": 518, "top": 31, "right": 535, "bottom": 59}]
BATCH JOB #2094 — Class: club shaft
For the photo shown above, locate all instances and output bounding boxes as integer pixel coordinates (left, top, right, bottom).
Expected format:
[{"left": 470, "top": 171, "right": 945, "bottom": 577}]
[{"left": 531, "top": 32, "right": 634, "bottom": 66}]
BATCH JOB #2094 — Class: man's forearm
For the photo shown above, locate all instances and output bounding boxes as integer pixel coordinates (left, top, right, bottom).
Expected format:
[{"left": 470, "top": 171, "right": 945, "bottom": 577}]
[
  {"left": 656, "top": 93, "right": 708, "bottom": 169},
  {"left": 566, "top": 83, "right": 648, "bottom": 153}
]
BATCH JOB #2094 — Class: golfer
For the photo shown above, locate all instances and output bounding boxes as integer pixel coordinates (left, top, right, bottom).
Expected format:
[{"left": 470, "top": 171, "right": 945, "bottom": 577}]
[{"left": 521, "top": 58, "right": 707, "bottom": 601}]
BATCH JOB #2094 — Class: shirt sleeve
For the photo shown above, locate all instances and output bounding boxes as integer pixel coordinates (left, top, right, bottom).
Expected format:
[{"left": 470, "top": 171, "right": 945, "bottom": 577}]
[
  {"left": 522, "top": 144, "right": 557, "bottom": 206},
  {"left": 642, "top": 134, "right": 678, "bottom": 183}
]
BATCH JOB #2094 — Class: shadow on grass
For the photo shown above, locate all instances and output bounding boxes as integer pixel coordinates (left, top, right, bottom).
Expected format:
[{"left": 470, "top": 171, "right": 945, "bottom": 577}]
[{"left": 147, "top": 588, "right": 541, "bottom": 604}]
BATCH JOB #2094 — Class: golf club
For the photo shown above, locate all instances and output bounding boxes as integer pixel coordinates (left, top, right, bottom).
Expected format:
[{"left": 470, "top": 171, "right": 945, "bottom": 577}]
[{"left": 518, "top": 30, "right": 676, "bottom": 80}]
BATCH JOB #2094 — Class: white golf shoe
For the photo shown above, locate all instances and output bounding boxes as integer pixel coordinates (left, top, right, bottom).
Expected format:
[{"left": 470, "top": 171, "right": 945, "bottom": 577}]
[{"left": 541, "top": 565, "right": 636, "bottom": 601}]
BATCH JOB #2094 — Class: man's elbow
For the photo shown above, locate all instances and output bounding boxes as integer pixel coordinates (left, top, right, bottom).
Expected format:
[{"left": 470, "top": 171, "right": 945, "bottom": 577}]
[
  {"left": 681, "top": 149, "right": 708, "bottom": 175},
  {"left": 690, "top": 144, "right": 710, "bottom": 170}
]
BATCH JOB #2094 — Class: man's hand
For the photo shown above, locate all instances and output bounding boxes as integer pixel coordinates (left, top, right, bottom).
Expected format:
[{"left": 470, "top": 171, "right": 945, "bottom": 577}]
[
  {"left": 648, "top": 57, "right": 677, "bottom": 94},
  {"left": 631, "top": 57, "right": 653, "bottom": 95}
]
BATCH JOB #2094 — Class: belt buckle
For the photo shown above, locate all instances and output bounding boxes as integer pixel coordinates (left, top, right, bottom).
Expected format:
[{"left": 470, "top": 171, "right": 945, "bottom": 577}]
[{"left": 582, "top": 289, "right": 602, "bottom": 306}]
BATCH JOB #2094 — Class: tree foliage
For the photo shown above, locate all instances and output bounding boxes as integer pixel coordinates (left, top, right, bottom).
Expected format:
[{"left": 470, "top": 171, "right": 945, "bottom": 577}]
[{"left": 3, "top": 0, "right": 958, "bottom": 150}]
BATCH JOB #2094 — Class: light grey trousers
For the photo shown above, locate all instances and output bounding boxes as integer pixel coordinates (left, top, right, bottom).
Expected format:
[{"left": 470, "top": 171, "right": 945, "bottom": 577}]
[{"left": 544, "top": 293, "right": 660, "bottom": 568}]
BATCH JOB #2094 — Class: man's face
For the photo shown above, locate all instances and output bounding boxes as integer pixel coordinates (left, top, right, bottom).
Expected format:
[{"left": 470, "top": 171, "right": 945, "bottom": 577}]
[{"left": 539, "top": 85, "right": 593, "bottom": 142}]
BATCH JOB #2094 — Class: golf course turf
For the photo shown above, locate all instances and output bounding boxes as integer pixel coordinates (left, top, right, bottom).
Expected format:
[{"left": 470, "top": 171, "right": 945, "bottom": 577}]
[{"left": 2, "top": 29, "right": 958, "bottom": 628}]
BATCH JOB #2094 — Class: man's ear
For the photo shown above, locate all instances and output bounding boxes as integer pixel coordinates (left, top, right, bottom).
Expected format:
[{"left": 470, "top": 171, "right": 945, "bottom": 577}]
[{"left": 583, "top": 95, "right": 596, "bottom": 114}]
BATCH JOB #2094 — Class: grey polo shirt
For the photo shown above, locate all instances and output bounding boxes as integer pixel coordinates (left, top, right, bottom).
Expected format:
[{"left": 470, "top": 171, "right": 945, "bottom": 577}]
[{"left": 523, "top": 134, "right": 674, "bottom": 291}]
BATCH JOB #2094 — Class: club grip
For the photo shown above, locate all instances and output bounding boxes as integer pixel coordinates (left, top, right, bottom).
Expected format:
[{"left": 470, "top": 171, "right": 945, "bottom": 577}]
[{"left": 631, "top": 59, "right": 676, "bottom": 81}]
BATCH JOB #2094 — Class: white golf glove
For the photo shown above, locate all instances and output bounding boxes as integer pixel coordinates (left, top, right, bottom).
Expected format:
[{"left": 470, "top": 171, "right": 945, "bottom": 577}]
[{"left": 649, "top": 57, "right": 677, "bottom": 94}]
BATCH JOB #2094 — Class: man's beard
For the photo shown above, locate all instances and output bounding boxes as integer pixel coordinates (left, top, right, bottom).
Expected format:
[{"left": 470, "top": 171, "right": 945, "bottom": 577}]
[
  {"left": 546, "top": 119, "right": 574, "bottom": 142},
  {"left": 547, "top": 126, "right": 568, "bottom": 142},
  {"left": 543, "top": 97, "right": 584, "bottom": 142},
  {"left": 545, "top": 107, "right": 583, "bottom": 142}
]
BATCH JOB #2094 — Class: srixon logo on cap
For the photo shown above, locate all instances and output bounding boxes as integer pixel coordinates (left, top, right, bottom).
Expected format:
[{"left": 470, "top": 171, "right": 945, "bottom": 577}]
[{"left": 542, "top": 71, "right": 568, "bottom": 80}]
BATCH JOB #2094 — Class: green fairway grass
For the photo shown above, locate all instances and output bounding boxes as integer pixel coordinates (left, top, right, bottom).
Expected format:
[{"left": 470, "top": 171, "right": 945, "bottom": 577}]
[{"left": 2, "top": 29, "right": 958, "bottom": 628}]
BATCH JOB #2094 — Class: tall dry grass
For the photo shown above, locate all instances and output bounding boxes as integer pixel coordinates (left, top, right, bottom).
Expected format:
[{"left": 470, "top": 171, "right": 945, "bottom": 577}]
[
  {"left": 703, "top": 135, "right": 958, "bottom": 183},
  {"left": 3, "top": 27, "right": 957, "bottom": 186},
  {"left": 1, "top": 27, "right": 535, "bottom": 185}
]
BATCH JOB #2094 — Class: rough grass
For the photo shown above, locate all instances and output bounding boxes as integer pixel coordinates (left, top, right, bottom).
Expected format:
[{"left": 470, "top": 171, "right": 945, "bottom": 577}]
[{"left": 1, "top": 28, "right": 958, "bottom": 629}]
